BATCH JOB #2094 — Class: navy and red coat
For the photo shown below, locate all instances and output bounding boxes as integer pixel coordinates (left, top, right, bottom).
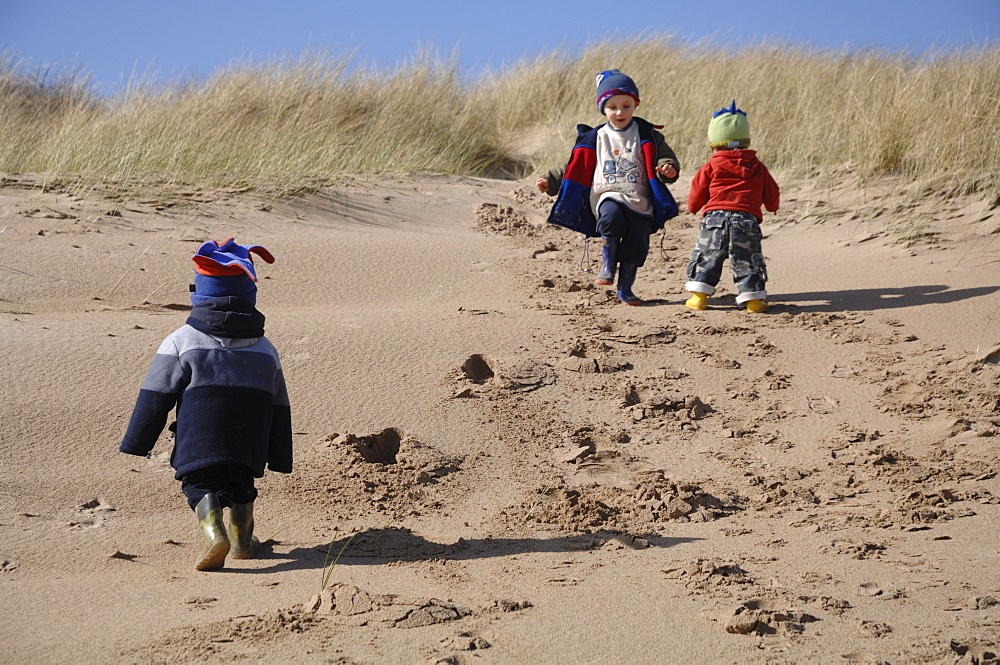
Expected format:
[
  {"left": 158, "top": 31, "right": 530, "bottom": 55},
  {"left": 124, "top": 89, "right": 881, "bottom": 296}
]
[{"left": 546, "top": 117, "right": 680, "bottom": 238}]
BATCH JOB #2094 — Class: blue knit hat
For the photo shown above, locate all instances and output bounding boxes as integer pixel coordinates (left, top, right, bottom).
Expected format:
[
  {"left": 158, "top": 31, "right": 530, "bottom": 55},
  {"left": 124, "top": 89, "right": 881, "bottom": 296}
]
[
  {"left": 190, "top": 238, "right": 274, "bottom": 305},
  {"left": 596, "top": 70, "right": 640, "bottom": 113}
]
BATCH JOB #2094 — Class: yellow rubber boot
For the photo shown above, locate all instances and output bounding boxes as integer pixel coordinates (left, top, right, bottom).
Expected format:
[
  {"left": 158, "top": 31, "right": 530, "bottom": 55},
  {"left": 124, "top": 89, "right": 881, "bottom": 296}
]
[
  {"left": 745, "top": 299, "right": 768, "bottom": 313},
  {"left": 194, "top": 493, "right": 230, "bottom": 571},
  {"left": 685, "top": 292, "right": 708, "bottom": 310}
]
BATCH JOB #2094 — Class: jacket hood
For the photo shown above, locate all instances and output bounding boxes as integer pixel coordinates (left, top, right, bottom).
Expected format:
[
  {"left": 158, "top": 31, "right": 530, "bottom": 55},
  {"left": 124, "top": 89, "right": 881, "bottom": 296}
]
[
  {"left": 186, "top": 296, "right": 265, "bottom": 339},
  {"left": 710, "top": 149, "right": 760, "bottom": 178}
]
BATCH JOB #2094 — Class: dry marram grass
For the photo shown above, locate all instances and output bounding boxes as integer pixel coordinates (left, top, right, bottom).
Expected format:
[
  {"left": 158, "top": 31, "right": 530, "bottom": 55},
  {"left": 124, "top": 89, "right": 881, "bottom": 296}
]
[{"left": 1, "top": 39, "right": 998, "bottom": 201}]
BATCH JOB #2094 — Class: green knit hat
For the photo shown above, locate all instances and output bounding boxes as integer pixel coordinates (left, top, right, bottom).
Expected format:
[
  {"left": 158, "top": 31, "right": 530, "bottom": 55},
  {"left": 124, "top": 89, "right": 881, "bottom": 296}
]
[{"left": 707, "top": 101, "right": 750, "bottom": 148}]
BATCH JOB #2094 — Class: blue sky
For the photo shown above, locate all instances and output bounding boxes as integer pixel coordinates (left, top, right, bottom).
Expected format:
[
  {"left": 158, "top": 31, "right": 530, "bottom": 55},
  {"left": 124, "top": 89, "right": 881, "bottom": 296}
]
[{"left": 1, "top": 0, "right": 996, "bottom": 93}]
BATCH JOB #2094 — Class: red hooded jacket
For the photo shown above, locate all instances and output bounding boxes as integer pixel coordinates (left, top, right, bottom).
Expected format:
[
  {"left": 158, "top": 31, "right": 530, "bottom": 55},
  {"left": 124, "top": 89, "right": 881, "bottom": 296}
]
[{"left": 688, "top": 149, "right": 779, "bottom": 221}]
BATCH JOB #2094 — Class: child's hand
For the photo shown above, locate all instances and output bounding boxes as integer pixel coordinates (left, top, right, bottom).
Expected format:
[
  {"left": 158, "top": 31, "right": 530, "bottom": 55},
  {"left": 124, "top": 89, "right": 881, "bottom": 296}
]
[
  {"left": 535, "top": 178, "right": 548, "bottom": 193},
  {"left": 656, "top": 164, "right": 678, "bottom": 179}
]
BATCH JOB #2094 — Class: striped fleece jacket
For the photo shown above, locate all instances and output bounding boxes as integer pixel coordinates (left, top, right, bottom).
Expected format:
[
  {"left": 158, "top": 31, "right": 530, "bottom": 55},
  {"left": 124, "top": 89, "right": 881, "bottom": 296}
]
[
  {"left": 546, "top": 117, "right": 680, "bottom": 238},
  {"left": 120, "top": 297, "right": 292, "bottom": 478}
]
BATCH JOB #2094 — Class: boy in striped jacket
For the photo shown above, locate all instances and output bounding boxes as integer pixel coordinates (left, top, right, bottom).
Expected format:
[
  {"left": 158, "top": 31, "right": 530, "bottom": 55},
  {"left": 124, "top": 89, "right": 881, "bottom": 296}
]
[
  {"left": 537, "top": 69, "right": 680, "bottom": 305},
  {"left": 120, "top": 239, "right": 292, "bottom": 571}
]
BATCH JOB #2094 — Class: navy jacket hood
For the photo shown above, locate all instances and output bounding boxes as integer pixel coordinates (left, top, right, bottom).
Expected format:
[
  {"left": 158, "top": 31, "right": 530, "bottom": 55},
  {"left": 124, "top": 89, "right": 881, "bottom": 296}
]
[{"left": 186, "top": 296, "right": 265, "bottom": 338}]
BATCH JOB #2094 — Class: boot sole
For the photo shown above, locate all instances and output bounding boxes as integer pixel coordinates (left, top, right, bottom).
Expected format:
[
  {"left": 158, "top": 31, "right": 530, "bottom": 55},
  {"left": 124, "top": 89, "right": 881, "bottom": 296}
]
[
  {"left": 594, "top": 278, "right": 614, "bottom": 286},
  {"left": 196, "top": 539, "right": 230, "bottom": 571}
]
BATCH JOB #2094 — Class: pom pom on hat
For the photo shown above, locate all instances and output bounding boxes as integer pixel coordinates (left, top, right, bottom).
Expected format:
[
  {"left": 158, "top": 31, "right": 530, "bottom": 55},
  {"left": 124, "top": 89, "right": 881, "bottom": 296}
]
[
  {"left": 707, "top": 100, "right": 751, "bottom": 148},
  {"left": 596, "top": 69, "right": 640, "bottom": 113},
  {"left": 190, "top": 238, "right": 275, "bottom": 305}
]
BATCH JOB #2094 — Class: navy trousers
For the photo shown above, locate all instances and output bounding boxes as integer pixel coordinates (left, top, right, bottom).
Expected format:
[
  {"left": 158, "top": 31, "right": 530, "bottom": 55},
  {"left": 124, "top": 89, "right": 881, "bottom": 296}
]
[
  {"left": 596, "top": 200, "right": 653, "bottom": 267},
  {"left": 180, "top": 465, "right": 258, "bottom": 511}
]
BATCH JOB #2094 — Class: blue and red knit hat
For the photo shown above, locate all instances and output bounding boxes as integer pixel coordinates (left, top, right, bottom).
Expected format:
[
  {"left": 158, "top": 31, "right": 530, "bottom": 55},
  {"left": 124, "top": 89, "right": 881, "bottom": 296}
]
[
  {"left": 596, "top": 70, "right": 640, "bottom": 113},
  {"left": 190, "top": 238, "right": 275, "bottom": 305}
]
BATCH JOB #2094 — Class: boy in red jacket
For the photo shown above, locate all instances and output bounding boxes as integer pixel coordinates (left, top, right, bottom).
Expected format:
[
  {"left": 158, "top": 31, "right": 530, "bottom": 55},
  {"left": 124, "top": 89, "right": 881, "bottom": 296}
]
[{"left": 684, "top": 101, "right": 779, "bottom": 313}]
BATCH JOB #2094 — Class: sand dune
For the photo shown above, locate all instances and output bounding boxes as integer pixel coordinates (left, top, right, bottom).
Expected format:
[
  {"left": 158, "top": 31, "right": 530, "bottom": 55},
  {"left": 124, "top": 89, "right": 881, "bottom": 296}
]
[{"left": 1, "top": 172, "right": 999, "bottom": 663}]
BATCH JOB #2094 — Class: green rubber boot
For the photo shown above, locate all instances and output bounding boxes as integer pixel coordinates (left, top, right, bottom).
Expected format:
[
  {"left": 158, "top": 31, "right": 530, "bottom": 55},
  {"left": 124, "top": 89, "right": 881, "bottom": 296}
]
[
  {"left": 194, "top": 493, "right": 230, "bottom": 571},
  {"left": 229, "top": 501, "right": 259, "bottom": 560}
]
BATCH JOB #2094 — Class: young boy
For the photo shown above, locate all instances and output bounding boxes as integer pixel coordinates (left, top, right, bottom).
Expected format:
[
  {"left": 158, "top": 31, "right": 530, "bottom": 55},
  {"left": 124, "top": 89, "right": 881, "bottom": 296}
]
[
  {"left": 536, "top": 69, "right": 680, "bottom": 305},
  {"left": 120, "top": 238, "right": 292, "bottom": 571},
  {"left": 684, "top": 101, "right": 779, "bottom": 313}
]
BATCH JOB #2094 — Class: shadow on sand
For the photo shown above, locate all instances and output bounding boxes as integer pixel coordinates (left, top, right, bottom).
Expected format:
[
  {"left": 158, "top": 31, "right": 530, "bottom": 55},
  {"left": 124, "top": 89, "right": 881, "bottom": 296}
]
[
  {"left": 769, "top": 284, "right": 1000, "bottom": 313},
  {"left": 238, "top": 526, "right": 702, "bottom": 575}
]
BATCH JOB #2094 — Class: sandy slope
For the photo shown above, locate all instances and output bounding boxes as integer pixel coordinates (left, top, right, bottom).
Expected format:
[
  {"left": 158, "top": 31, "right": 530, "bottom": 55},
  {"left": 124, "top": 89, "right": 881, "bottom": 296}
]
[{"left": 1, "top": 171, "right": 999, "bottom": 664}]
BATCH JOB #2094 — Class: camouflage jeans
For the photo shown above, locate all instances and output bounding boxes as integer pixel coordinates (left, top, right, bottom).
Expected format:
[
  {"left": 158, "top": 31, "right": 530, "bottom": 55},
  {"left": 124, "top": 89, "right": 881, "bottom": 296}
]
[{"left": 685, "top": 210, "right": 767, "bottom": 302}]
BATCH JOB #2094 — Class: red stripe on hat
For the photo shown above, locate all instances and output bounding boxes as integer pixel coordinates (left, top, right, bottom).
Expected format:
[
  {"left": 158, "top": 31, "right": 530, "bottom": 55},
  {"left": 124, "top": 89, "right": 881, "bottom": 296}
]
[{"left": 192, "top": 257, "right": 251, "bottom": 277}]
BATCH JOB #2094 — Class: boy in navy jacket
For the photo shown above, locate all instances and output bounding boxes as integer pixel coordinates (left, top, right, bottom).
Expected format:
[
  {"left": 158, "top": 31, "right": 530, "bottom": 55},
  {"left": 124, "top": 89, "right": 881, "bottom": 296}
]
[{"left": 121, "top": 238, "right": 292, "bottom": 571}]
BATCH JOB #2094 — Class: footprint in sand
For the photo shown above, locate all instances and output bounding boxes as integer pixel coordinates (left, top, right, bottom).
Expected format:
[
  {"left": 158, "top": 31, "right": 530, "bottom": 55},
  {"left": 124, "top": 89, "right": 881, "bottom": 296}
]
[
  {"left": 979, "top": 346, "right": 1000, "bottom": 366},
  {"left": 69, "top": 499, "right": 117, "bottom": 530},
  {"left": 439, "top": 633, "right": 492, "bottom": 652},
  {"left": 857, "top": 621, "right": 893, "bottom": 638},
  {"left": 182, "top": 596, "right": 218, "bottom": 610},
  {"left": 725, "top": 599, "right": 819, "bottom": 636},
  {"left": 351, "top": 428, "right": 403, "bottom": 465},
  {"left": 458, "top": 354, "right": 495, "bottom": 384},
  {"left": 808, "top": 396, "right": 839, "bottom": 413},
  {"left": 142, "top": 450, "right": 173, "bottom": 473},
  {"left": 307, "top": 583, "right": 467, "bottom": 628}
]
